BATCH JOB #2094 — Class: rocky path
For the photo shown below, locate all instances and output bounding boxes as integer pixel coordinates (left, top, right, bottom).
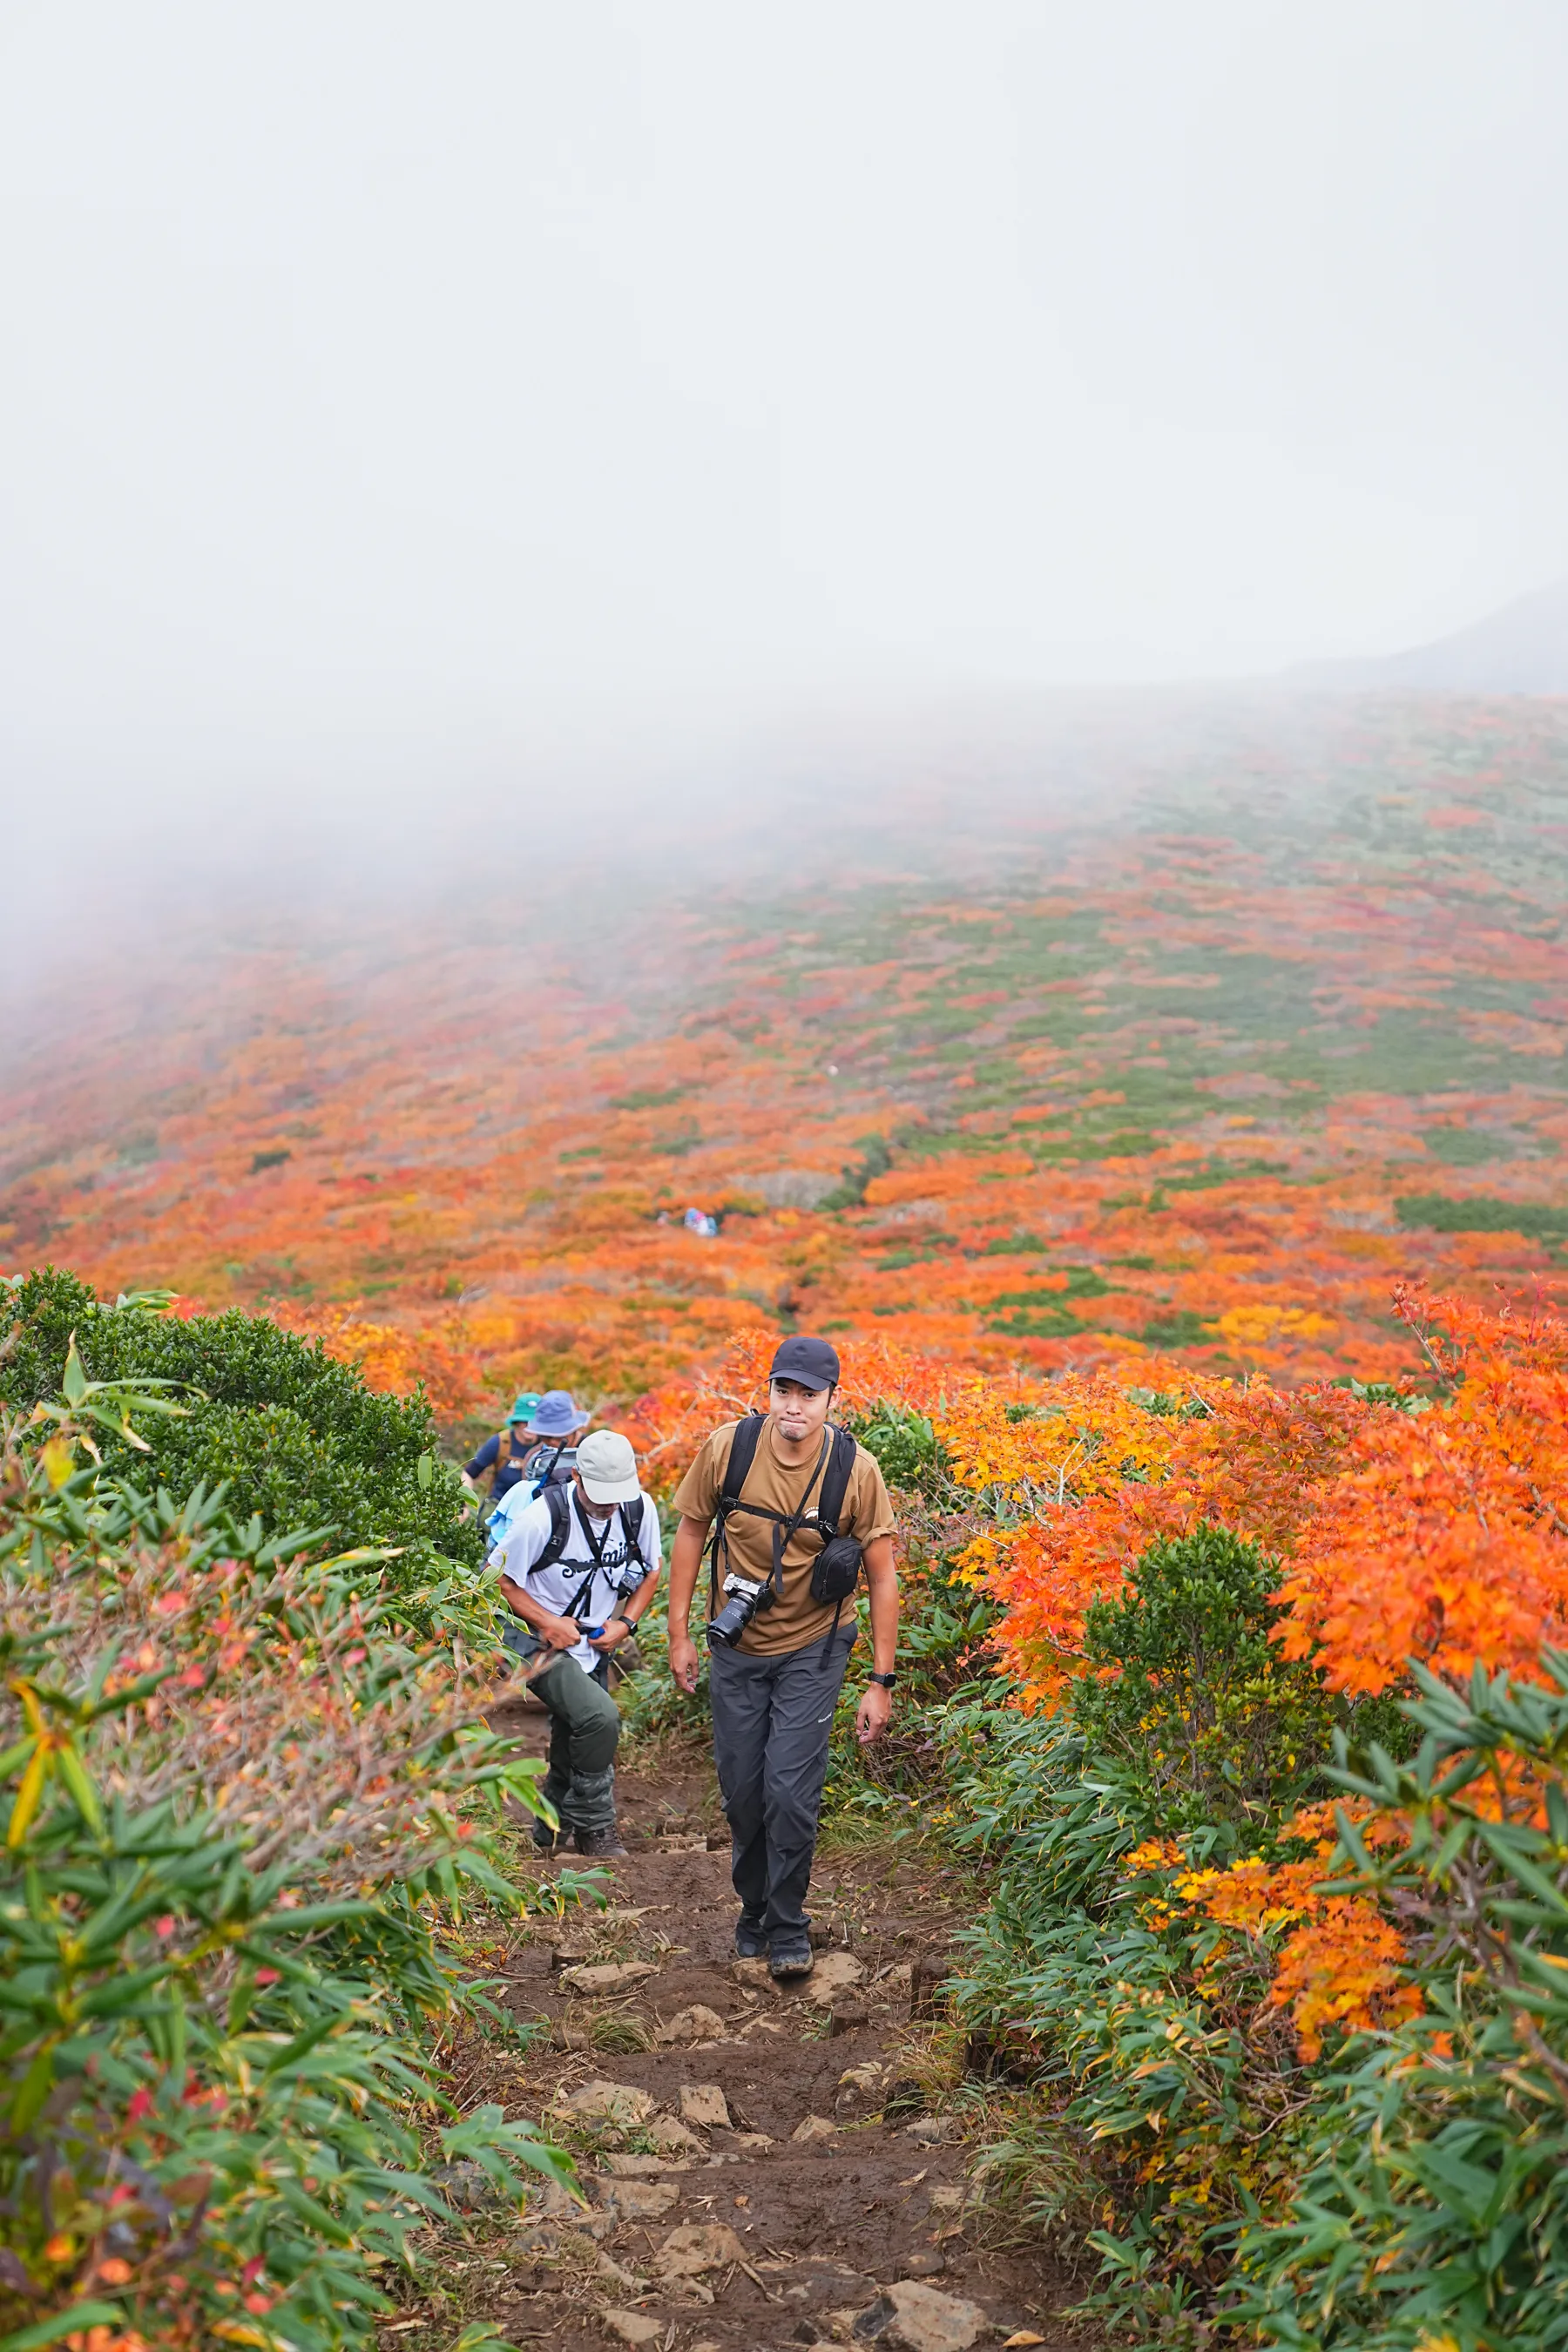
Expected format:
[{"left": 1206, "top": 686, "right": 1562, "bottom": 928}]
[{"left": 405, "top": 1704, "right": 1086, "bottom": 2352}]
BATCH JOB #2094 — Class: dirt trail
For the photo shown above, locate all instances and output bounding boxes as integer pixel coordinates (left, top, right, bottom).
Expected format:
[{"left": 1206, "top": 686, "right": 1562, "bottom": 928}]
[{"left": 421, "top": 1700, "right": 1085, "bottom": 2352}]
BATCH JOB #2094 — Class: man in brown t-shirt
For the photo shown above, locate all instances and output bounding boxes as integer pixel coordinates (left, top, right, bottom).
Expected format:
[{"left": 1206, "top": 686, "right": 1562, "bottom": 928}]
[{"left": 667, "top": 1335, "right": 899, "bottom": 1979}]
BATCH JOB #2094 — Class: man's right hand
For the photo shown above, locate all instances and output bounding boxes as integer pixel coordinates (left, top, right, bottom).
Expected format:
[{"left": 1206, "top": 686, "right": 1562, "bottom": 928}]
[
  {"left": 537, "top": 1612, "right": 583, "bottom": 1651},
  {"left": 669, "top": 1630, "right": 701, "bottom": 1693}
]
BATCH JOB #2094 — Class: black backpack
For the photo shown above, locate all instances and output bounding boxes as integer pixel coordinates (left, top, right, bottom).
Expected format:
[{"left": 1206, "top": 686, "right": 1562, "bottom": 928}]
[{"left": 712, "top": 1414, "right": 865, "bottom": 1634}]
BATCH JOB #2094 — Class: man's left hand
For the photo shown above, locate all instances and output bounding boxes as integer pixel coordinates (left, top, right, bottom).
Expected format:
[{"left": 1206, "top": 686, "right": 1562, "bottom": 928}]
[
  {"left": 855, "top": 1681, "right": 893, "bottom": 1746},
  {"left": 589, "top": 1618, "right": 632, "bottom": 1652}
]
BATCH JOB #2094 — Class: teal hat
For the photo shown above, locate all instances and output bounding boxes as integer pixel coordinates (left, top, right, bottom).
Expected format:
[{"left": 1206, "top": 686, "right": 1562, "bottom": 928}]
[{"left": 508, "top": 1390, "right": 543, "bottom": 1423}]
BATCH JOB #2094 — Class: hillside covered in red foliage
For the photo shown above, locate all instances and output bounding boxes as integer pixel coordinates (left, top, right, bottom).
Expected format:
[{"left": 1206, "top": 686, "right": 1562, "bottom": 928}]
[{"left": 6, "top": 696, "right": 1568, "bottom": 1428}]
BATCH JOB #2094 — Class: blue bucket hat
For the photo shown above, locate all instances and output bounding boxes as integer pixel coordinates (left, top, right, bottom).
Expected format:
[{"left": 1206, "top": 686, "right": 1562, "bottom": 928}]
[{"left": 528, "top": 1389, "right": 591, "bottom": 1438}]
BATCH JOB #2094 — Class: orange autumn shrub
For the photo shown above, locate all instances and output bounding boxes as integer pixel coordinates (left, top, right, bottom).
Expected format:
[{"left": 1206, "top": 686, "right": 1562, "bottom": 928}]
[
  {"left": 961, "top": 1371, "right": 1373, "bottom": 1700},
  {"left": 1173, "top": 1801, "right": 1422, "bottom": 2061},
  {"left": 1276, "top": 1287, "right": 1568, "bottom": 1693}
]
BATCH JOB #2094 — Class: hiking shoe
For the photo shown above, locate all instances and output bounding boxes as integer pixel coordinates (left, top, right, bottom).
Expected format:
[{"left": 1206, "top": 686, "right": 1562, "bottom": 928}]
[
  {"left": 572, "top": 1826, "right": 628, "bottom": 1860},
  {"left": 768, "top": 1939, "right": 814, "bottom": 1981},
  {"left": 734, "top": 1916, "right": 768, "bottom": 1961},
  {"left": 531, "top": 1818, "right": 559, "bottom": 1855}
]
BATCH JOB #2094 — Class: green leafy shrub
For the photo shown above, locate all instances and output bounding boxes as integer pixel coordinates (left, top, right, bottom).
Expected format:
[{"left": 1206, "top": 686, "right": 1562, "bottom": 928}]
[
  {"left": 1, "top": 1267, "right": 483, "bottom": 1603},
  {"left": 849, "top": 1402, "right": 944, "bottom": 1490},
  {"left": 1236, "top": 1658, "right": 1568, "bottom": 2352},
  {"left": 1071, "top": 1526, "right": 1408, "bottom": 1839},
  {"left": 0, "top": 1329, "right": 571, "bottom": 2352}
]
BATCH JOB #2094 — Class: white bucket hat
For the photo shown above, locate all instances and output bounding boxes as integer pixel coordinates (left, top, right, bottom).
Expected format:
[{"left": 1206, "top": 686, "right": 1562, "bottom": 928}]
[{"left": 576, "top": 1429, "right": 641, "bottom": 1505}]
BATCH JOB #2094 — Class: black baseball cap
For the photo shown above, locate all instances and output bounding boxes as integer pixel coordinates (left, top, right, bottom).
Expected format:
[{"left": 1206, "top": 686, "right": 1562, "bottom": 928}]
[{"left": 768, "top": 1335, "right": 841, "bottom": 1392}]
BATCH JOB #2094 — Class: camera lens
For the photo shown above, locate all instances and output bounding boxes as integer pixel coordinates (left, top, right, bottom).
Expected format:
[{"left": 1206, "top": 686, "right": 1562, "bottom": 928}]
[{"left": 706, "top": 1591, "right": 754, "bottom": 1647}]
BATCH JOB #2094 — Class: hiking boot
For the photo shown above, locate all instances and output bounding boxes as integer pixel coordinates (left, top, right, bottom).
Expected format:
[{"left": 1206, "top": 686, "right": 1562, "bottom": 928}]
[
  {"left": 734, "top": 1915, "right": 768, "bottom": 1961},
  {"left": 572, "top": 1825, "right": 628, "bottom": 1860},
  {"left": 531, "top": 1818, "right": 559, "bottom": 1855},
  {"left": 768, "top": 1938, "right": 814, "bottom": 1981}
]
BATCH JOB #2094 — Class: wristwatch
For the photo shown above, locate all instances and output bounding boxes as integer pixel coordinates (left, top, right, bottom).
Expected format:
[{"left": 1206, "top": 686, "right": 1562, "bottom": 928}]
[{"left": 868, "top": 1671, "right": 896, "bottom": 1689}]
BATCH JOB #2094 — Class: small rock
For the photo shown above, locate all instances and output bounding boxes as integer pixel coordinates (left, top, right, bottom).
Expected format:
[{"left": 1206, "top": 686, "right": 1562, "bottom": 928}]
[
  {"left": 910, "top": 1952, "right": 954, "bottom": 2017},
  {"left": 927, "top": 2186, "right": 963, "bottom": 2213},
  {"left": 658, "top": 2004, "right": 729, "bottom": 2044},
  {"left": 560, "top": 1960, "right": 660, "bottom": 1996},
  {"left": 601, "top": 2312, "right": 664, "bottom": 2347},
  {"left": 602, "top": 2153, "right": 687, "bottom": 2176},
  {"left": 733, "top": 1957, "right": 778, "bottom": 1991},
  {"left": 522, "top": 2177, "right": 581, "bottom": 2218},
  {"left": 549, "top": 1940, "right": 596, "bottom": 1970},
  {"left": 563, "top": 2078, "right": 656, "bottom": 2128},
  {"left": 430, "top": 2156, "right": 508, "bottom": 2212},
  {"left": 591, "top": 2177, "right": 680, "bottom": 2220},
  {"left": 836, "top": 2061, "right": 884, "bottom": 2099},
  {"left": 650, "top": 2113, "right": 706, "bottom": 2156},
  {"left": 901, "top": 2250, "right": 946, "bottom": 2277},
  {"left": 828, "top": 2004, "right": 870, "bottom": 2038},
  {"left": 884, "top": 2280, "right": 985, "bottom": 2352},
  {"left": 903, "top": 2114, "right": 962, "bottom": 2146},
  {"left": 791, "top": 2114, "right": 839, "bottom": 2143},
  {"left": 655, "top": 2220, "right": 747, "bottom": 2278},
  {"left": 733, "top": 2130, "right": 776, "bottom": 2154},
  {"left": 679, "top": 2082, "right": 733, "bottom": 2129},
  {"left": 803, "top": 1950, "right": 866, "bottom": 2001}
]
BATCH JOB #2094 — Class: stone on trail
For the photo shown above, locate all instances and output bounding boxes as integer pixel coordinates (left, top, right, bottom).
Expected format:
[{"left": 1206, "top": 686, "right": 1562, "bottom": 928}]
[
  {"left": 903, "top": 2113, "right": 962, "bottom": 2146},
  {"left": 590, "top": 2177, "right": 680, "bottom": 2220},
  {"left": 600, "top": 2312, "right": 663, "bottom": 2347},
  {"left": 731, "top": 1956, "right": 777, "bottom": 1991},
  {"left": 884, "top": 2280, "right": 986, "bottom": 2352},
  {"left": 602, "top": 2152, "right": 688, "bottom": 2176},
  {"left": 563, "top": 2078, "right": 656, "bottom": 2127},
  {"left": 804, "top": 1950, "right": 866, "bottom": 2000},
  {"left": 790, "top": 2113, "right": 839, "bottom": 2143},
  {"left": 678, "top": 2081, "right": 732, "bottom": 2128},
  {"left": 657, "top": 2003, "right": 728, "bottom": 2044},
  {"left": 649, "top": 2113, "right": 706, "bottom": 2156},
  {"left": 655, "top": 2220, "right": 747, "bottom": 2278},
  {"left": 560, "top": 1960, "right": 659, "bottom": 1996}
]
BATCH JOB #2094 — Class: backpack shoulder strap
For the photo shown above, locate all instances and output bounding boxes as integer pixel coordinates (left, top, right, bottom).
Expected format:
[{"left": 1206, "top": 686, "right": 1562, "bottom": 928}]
[
  {"left": 619, "top": 1495, "right": 646, "bottom": 1554},
  {"left": 497, "top": 1425, "right": 513, "bottom": 1456},
  {"left": 719, "top": 1413, "right": 766, "bottom": 1514},
  {"left": 818, "top": 1425, "right": 859, "bottom": 1538},
  {"left": 534, "top": 1481, "right": 574, "bottom": 1572}
]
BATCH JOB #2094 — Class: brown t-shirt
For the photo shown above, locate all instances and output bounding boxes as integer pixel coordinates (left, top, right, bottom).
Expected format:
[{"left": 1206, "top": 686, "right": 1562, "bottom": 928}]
[{"left": 672, "top": 1416, "right": 896, "bottom": 1657}]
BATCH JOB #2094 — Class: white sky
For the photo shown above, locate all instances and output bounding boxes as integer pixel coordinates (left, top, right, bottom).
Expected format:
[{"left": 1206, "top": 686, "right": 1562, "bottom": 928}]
[{"left": 3, "top": 1, "right": 1567, "bottom": 811}]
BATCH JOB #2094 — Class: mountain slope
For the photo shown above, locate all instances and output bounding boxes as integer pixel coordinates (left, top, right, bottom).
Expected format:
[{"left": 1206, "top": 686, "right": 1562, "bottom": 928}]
[{"left": 1296, "top": 578, "right": 1568, "bottom": 693}]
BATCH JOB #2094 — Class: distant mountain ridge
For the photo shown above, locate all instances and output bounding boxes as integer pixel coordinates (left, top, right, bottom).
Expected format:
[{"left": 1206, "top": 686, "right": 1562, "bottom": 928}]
[{"left": 1294, "top": 579, "right": 1568, "bottom": 694}]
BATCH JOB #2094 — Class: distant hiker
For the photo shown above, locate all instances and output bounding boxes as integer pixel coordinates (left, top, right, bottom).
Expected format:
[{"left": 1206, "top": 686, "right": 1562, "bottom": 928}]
[
  {"left": 465, "top": 1389, "right": 591, "bottom": 1542},
  {"left": 462, "top": 1391, "right": 544, "bottom": 1504},
  {"left": 493, "top": 1428, "right": 661, "bottom": 1860},
  {"left": 666, "top": 1335, "right": 899, "bottom": 1979}
]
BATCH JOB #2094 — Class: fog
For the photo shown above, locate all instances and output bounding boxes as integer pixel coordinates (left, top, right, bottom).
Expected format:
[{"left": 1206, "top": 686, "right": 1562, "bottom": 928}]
[{"left": 4, "top": 2, "right": 1568, "bottom": 1006}]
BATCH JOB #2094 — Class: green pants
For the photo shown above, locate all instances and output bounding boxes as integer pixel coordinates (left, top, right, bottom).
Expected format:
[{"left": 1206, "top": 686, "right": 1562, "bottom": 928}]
[{"left": 505, "top": 1627, "right": 621, "bottom": 1834}]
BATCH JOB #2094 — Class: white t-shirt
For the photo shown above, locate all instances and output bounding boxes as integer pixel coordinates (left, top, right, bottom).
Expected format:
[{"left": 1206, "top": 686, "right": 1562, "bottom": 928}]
[{"left": 495, "top": 1486, "right": 662, "bottom": 1673}]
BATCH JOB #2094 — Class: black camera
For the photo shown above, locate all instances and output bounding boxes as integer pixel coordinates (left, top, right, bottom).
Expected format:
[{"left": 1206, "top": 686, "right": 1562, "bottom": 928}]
[{"left": 706, "top": 1572, "right": 774, "bottom": 1649}]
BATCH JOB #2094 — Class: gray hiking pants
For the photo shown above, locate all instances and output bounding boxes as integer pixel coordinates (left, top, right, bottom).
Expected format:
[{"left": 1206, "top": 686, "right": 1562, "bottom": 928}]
[
  {"left": 504, "top": 1626, "right": 621, "bottom": 1835},
  {"left": 707, "top": 1626, "right": 856, "bottom": 1943}
]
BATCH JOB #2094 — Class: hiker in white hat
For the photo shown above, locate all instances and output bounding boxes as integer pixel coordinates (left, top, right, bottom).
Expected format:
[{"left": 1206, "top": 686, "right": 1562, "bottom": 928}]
[{"left": 492, "top": 1427, "right": 661, "bottom": 1860}]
